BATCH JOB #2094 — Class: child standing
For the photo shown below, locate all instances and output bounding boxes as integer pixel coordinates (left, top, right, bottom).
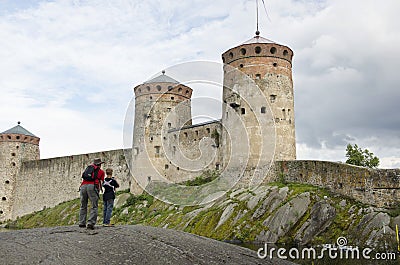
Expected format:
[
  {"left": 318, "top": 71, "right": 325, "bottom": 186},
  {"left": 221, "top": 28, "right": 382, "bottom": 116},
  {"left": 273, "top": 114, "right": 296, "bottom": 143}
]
[{"left": 102, "top": 168, "right": 120, "bottom": 226}]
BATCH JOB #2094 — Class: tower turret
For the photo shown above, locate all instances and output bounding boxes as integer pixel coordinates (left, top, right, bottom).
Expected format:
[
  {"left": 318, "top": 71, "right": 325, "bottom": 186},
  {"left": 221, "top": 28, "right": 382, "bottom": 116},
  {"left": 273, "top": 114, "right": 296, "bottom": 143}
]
[
  {"left": 221, "top": 34, "right": 296, "bottom": 161},
  {"left": 131, "top": 72, "right": 193, "bottom": 192},
  {"left": 0, "top": 122, "right": 40, "bottom": 221}
]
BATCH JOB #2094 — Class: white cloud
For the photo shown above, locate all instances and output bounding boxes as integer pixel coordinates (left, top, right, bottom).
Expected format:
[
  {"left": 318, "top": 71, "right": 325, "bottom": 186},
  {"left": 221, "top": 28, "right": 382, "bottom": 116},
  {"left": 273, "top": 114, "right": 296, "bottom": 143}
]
[{"left": 0, "top": 0, "right": 399, "bottom": 168}]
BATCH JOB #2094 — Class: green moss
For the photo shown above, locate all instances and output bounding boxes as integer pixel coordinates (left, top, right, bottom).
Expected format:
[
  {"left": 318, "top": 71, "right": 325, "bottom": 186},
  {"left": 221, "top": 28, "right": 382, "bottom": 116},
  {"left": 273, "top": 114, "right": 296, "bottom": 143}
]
[{"left": 182, "top": 170, "right": 220, "bottom": 186}]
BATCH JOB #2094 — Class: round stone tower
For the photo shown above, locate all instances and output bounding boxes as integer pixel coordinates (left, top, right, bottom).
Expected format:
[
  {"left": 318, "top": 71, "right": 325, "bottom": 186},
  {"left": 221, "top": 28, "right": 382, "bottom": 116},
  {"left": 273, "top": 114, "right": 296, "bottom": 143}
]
[
  {"left": 131, "top": 72, "right": 193, "bottom": 192},
  {"left": 221, "top": 33, "right": 296, "bottom": 161},
  {"left": 0, "top": 122, "right": 40, "bottom": 221}
]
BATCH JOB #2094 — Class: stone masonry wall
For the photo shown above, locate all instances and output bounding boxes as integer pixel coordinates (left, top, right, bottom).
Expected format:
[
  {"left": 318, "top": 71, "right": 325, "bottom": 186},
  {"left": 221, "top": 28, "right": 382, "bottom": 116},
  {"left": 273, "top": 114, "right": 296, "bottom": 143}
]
[
  {"left": 0, "top": 139, "right": 39, "bottom": 221},
  {"left": 274, "top": 160, "right": 400, "bottom": 208},
  {"left": 11, "top": 149, "right": 131, "bottom": 219}
]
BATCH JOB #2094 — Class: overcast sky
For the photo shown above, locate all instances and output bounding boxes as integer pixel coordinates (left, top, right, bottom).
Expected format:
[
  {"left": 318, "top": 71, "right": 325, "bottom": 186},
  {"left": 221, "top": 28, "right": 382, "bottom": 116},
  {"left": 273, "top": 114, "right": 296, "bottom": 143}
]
[{"left": 0, "top": 0, "right": 399, "bottom": 168}]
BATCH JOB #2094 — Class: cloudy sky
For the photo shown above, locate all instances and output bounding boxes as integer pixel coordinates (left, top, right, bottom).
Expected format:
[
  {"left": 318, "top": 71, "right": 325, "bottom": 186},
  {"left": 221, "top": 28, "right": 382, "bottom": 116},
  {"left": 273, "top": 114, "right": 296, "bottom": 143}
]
[{"left": 0, "top": 0, "right": 399, "bottom": 168}]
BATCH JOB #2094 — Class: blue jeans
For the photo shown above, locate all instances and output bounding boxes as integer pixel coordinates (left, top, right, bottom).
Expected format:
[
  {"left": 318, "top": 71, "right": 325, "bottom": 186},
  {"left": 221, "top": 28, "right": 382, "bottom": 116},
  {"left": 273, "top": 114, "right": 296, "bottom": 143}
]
[{"left": 103, "top": 199, "right": 114, "bottom": 224}]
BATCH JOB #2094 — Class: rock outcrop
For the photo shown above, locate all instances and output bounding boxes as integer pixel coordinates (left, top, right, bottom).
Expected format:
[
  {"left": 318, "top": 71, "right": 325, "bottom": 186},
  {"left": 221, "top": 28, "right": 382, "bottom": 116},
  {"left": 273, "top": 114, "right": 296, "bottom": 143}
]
[{"left": 0, "top": 225, "right": 295, "bottom": 265}]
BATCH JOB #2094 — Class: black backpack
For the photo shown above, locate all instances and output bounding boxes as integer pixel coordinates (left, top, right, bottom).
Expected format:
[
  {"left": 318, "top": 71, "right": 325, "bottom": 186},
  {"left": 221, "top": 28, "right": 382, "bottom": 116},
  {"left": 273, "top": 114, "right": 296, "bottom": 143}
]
[{"left": 82, "top": 165, "right": 99, "bottom": 181}]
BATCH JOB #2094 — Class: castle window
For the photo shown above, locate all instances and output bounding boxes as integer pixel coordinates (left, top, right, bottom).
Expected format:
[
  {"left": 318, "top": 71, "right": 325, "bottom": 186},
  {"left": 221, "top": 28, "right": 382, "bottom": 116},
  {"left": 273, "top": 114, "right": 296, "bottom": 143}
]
[
  {"left": 171, "top": 97, "right": 174, "bottom": 100},
  {"left": 275, "top": 118, "right": 280, "bottom": 123},
  {"left": 206, "top": 128, "right": 210, "bottom": 134},
  {"left": 195, "top": 130, "right": 199, "bottom": 136},
  {"left": 222, "top": 56, "right": 225, "bottom": 63},
  {"left": 174, "top": 134, "right": 177, "bottom": 140},
  {"left": 229, "top": 52, "right": 233, "bottom": 58},
  {"left": 240, "top": 64, "right": 244, "bottom": 68},
  {"left": 270, "top": 47, "right": 277, "bottom": 54},
  {"left": 273, "top": 63, "right": 278, "bottom": 67},
  {"left": 270, "top": 95, "right": 276, "bottom": 103},
  {"left": 283, "top": 50, "right": 288, "bottom": 56},
  {"left": 168, "top": 123, "right": 172, "bottom": 128},
  {"left": 146, "top": 86, "right": 151, "bottom": 91},
  {"left": 282, "top": 109, "right": 286, "bottom": 120},
  {"left": 7, "top": 135, "right": 11, "bottom": 140},
  {"left": 157, "top": 85, "right": 162, "bottom": 91},
  {"left": 150, "top": 96, "right": 153, "bottom": 100},
  {"left": 216, "top": 163, "right": 220, "bottom": 170},
  {"left": 150, "top": 136, "right": 153, "bottom": 142},
  {"left": 165, "top": 164, "right": 169, "bottom": 170},
  {"left": 177, "top": 167, "right": 180, "bottom": 171},
  {"left": 173, "top": 146, "right": 176, "bottom": 154},
  {"left": 255, "top": 74, "right": 261, "bottom": 79},
  {"left": 240, "top": 48, "right": 246, "bottom": 55},
  {"left": 167, "top": 108, "right": 171, "bottom": 112},
  {"left": 2, "top": 197, "right": 6, "bottom": 201},
  {"left": 186, "top": 90, "right": 189, "bottom": 95},
  {"left": 255, "top": 46, "right": 262, "bottom": 54},
  {"left": 288, "top": 109, "right": 291, "bottom": 118},
  {"left": 134, "top": 147, "right": 139, "bottom": 155},
  {"left": 0, "top": 210, "right": 3, "bottom": 214},
  {"left": 138, "top": 88, "right": 142, "bottom": 93},
  {"left": 178, "top": 87, "right": 182, "bottom": 92},
  {"left": 261, "top": 107, "right": 266, "bottom": 114},
  {"left": 11, "top": 153, "right": 16, "bottom": 156},
  {"left": 11, "top": 162, "right": 16, "bottom": 167},
  {"left": 241, "top": 108, "right": 246, "bottom": 115},
  {"left": 5, "top": 180, "right": 10, "bottom": 184},
  {"left": 184, "top": 132, "right": 188, "bottom": 138},
  {"left": 168, "top": 86, "right": 173, "bottom": 91},
  {"left": 147, "top": 176, "right": 152, "bottom": 182},
  {"left": 155, "top": 146, "right": 160, "bottom": 155}
]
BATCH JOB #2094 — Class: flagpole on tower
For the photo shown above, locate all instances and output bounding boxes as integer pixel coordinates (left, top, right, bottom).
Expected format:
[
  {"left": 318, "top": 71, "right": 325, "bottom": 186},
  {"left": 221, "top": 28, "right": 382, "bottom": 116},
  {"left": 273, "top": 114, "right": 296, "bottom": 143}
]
[{"left": 256, "top": 0, "right": 260, "bottom": 36}]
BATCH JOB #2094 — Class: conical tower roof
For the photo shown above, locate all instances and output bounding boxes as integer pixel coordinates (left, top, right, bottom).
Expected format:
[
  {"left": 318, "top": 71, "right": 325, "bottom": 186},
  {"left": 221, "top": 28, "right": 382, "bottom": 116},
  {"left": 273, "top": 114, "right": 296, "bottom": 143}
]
[
  {"left": 241, "top": 35, "right": 276, "bottom": 45},
  {"left": 0, "top": 122, "right": 37, "bottom": 137},
  {"left": 144, "top": 71, "right": 179, "bottom": 84}
]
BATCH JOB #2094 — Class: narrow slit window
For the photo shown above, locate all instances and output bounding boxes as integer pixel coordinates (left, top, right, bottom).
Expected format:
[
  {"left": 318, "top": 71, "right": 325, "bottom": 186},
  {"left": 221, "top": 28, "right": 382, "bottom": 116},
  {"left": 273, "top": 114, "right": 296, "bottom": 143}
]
[
  {"left": 155, "top": 146, "right": 160, "bottom": 154},
  {"left": 261, "top": 107, "right": 266, "bottom": 114}
]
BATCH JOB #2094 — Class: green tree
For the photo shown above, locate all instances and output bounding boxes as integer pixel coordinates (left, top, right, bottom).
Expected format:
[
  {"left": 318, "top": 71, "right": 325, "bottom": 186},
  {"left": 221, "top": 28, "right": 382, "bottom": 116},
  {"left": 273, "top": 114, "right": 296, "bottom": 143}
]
[{"left": 345, "top": 144, "right": 379, "bottom": 168}]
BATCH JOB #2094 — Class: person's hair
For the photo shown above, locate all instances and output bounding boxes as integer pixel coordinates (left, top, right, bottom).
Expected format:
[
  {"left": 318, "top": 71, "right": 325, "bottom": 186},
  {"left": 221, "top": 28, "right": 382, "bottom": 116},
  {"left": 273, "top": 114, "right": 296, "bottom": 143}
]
[{"left": 105, "top": 168, "right": 113, "bottom": 176}]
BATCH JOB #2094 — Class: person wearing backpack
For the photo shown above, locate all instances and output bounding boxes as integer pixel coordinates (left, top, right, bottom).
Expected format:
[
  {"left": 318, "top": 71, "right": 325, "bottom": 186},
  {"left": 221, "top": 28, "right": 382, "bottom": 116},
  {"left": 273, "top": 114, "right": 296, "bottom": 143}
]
[
  {"left": 78, "top": 158, "right": 105, "bottom": 230},
  {"left": 102, "top": 168, "right": 120, "bottom": 227}
]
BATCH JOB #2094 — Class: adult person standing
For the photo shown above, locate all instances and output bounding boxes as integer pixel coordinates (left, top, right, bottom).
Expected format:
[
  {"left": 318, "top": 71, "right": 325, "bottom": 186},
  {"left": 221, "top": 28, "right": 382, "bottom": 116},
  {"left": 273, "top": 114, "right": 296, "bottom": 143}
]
[
  {"left": 79, "top": 158, "right": 105, "bottom": 230},
  {"left": 102, "top": 168, "right": 120, "bottom": 226}
]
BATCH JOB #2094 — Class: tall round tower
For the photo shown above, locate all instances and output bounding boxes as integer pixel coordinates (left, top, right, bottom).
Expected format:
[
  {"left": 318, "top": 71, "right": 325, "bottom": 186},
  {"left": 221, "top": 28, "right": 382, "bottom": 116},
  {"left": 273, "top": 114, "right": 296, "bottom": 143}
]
[
  {"left": 0, "top": 122, "right": 40, "bottom": 221},
  {"left": 221, "top": 33, "right": 296, "bottom": 161},
  {"left": 131, "top": 72, "right": 193, "bottom": 192}
]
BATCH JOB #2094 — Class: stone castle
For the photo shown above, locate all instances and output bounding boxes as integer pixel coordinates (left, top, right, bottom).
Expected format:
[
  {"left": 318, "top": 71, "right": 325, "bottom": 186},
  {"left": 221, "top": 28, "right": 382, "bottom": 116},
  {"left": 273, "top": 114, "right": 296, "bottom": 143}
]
[{"left": 1, "top": 32, "right": 399, "bottom": 222}]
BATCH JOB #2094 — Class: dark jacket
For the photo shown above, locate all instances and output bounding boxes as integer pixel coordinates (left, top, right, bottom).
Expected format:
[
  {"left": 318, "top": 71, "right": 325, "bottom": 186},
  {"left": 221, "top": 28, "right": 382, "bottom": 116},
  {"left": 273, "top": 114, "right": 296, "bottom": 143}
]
[{"left": 103, "top": 177, "right": 120, "bottom": 201}]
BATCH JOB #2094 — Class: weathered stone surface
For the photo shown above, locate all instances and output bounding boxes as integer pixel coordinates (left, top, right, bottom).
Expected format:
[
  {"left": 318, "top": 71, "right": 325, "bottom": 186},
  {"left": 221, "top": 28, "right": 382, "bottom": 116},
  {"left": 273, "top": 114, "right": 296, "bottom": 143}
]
[
  {"left": 216, "top": 203, "right": 237, "bottom": 229},
  {"left": 256, "top": 192, "right": 310, "bottom": 243},
  {"left": 0, "top": 225, "right": 295, "bottom": 265},
  {"left": 295, "top": 201, "right": 336, "bottom": 245},
  {"left": 246, "top": 187, "right": 271, "bottom": 210},
  {"left": 252, "top": 186, "right": 288, "bottom": 220},
  {"left": 114, "top": 193, "right": 131, "bottom": 209},
  {"left": 229, "top": 188, "right": 246, "bottom": 199}
]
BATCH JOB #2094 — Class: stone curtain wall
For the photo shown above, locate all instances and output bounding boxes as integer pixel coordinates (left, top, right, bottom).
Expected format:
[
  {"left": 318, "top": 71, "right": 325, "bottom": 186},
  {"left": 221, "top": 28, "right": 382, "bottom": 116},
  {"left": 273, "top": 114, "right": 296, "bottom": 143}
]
[
  {"left": 275, "top": 160, "right": 400, "bottom": 208},
  {"left": 8, "top": 155, "right": 400, "bottom": 219},
  {"left": 11, "top": 149, "right": 131, "bottom": 219}
]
